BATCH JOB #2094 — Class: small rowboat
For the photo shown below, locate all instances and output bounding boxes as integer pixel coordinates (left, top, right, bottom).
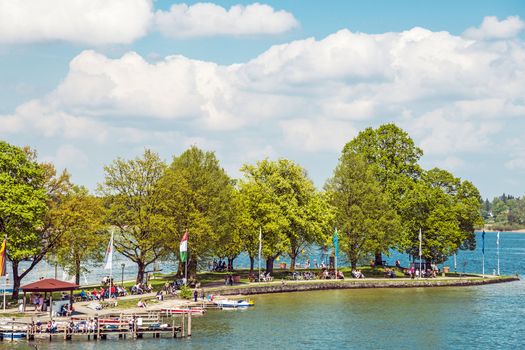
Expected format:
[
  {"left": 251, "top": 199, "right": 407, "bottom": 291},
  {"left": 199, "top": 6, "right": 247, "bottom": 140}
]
[
  {"left": 160, "top": 307, "right": 205, "bottom": 315},
  {"left": 214, "top": 299, "right": 254, "bottom": 309}
]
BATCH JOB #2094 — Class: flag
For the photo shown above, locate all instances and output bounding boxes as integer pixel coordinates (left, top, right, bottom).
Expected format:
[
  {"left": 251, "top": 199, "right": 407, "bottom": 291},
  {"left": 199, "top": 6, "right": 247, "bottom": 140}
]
[
  {"left": 258, "top": 228, "right": 262, "bottom": 261},
  {"left": 104, "top": 231, "right": 113, "bottom": 270},
  {"left": 180, "top": 230, "right": 189, "bottom": 263},
  {"left": 0, "top": 237, "right": 6, "bottom": 277},
  {"left": 482, "top": 230, "right": 485, "bottom": 255},
  {"left": 333, "top": 228, "right": 339, "bottom": 258},
  {"left": 418, "top": 228, "right": 422, "bottom": 257}
]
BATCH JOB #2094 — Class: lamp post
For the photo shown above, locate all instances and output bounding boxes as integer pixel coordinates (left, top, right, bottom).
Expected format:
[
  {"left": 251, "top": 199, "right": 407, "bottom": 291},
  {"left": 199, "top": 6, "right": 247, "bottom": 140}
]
[{"left": 121, "top": 263, "right": 125, "bottom": 287}]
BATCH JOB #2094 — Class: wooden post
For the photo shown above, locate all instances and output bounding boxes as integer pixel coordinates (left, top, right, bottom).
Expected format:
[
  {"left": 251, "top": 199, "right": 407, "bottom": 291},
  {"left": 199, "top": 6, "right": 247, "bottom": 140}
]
[
  {"left": 172, "top": 319, "right": 176, "bottom": 338},
  {"left": 69, "top": 290, "right": 73, "bottom": 307},
  {"left": 181, "top": 313, "right": 185, "bottom": 337},
  {"left": 97, "top": 317, "right": 100, "bottom": 340},
  {"left": 23, "top": 291, "right": 27, "bottom": 312},
  {"left": 49, "top": 293, "right": 53, "bottom": 320},
  {"left": 188, "top": 309, "right": 192, "bottom": 337}
]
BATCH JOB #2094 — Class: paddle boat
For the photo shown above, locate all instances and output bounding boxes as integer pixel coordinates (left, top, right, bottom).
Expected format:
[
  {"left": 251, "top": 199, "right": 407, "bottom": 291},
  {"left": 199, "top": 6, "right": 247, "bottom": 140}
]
[{"left": 214, "top": 299, "right": 254, "bottom": 309}]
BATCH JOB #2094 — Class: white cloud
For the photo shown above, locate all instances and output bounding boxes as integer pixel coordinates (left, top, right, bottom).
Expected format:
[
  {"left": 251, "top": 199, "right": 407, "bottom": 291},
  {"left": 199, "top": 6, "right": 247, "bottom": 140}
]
[
  {"left": 154, "top": 3, "right": 298, "bottom": 38},
  {"left": 0, "top": 0, "right": 153, "bottom": 45},
  {"left": 2, "top": 22, "right": 525, "bottom": 161},
  {"left": 0, "top": 1, "right": 298, "bottom": 44},
  {"left": 280, "top": 118, "right": 357, "bottom": 152},
  {"left": 463, "top": 16, "right": 525, "bottom": 40},
  {"left": 43, "top": 145, "right": 89, "bottom": 170}
]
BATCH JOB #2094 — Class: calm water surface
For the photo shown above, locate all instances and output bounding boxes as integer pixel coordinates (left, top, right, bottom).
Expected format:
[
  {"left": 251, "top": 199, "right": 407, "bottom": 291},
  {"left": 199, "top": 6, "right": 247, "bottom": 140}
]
[{"left": 4, "top": 231, "right": 525, "bottom": 349}]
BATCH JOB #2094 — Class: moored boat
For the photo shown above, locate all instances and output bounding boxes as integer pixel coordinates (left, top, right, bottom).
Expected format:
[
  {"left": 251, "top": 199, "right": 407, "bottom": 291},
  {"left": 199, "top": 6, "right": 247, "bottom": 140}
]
[{"left": 214, "top": 299, "right": 254, "bottom": 309}]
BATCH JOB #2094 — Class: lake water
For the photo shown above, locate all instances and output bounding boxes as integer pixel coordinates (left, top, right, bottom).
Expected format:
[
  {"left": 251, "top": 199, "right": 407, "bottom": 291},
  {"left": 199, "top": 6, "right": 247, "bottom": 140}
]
[{"left": 2, "top": 231, "right": 525, "bottom": 349}]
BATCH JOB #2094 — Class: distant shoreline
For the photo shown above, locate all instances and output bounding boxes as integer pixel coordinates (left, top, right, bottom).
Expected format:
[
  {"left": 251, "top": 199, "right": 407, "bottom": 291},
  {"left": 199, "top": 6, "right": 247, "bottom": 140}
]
[{"left": 483, "top": 228, "right": 525, "bottom": 233}]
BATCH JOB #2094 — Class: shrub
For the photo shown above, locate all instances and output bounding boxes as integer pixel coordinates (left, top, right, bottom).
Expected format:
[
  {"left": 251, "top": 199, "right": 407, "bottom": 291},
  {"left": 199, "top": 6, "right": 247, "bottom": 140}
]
[{"left": 179, "top": 285, "right": 192, "bottom": 299}]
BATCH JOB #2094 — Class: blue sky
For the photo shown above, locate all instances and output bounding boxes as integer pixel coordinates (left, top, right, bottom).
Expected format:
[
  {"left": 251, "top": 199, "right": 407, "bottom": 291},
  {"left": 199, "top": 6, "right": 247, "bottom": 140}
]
[{"left": 1, "top": 0, "right": 524, "bottom": 199}]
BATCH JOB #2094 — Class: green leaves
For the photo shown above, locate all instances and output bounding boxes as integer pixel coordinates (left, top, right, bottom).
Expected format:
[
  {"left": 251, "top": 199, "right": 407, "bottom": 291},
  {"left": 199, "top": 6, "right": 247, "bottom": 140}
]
[
  {"left": 99, "top": 149, "right": 168, "bottom": 282},
  {"left": 326, "top": 152, "right": 400, "bottom": 268},
  {"left": 0, "top": 141, "right": 48, "bottom": 261},
  {"left": 239, "top": 159, "right": 333, "bottom": 267}
]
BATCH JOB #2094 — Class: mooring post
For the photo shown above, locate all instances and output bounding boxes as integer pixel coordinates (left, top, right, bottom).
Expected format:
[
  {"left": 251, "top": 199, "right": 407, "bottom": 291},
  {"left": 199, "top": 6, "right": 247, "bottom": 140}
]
[
  {"left": 188, "top": 309, "right": 192, "bottom": 337},
  {"left": 172, "top": 319, "right": 176, "bottom": 338},
  {"left": 181, "top": 313, "right": 185, "bottom": 337}
]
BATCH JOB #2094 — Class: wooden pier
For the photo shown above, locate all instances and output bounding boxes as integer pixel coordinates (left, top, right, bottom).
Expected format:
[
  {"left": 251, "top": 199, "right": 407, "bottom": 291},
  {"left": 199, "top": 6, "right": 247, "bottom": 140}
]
[{"left": 0, "top": 310, "right": 195, "bottom": 342}]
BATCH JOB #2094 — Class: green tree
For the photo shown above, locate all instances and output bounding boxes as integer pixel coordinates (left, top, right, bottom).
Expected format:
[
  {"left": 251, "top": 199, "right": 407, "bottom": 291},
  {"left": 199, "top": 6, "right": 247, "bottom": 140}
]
[
  {"left": 342, "top": 123, "right": 423, "bottom": 265},
  {"left": 0, "top": 141, "right": 48, "bottom": 298},
  {"left": 156, "top": 146, "right": 237, "bottom": 278},
  {"left": 98, "top": 149, "right": 168, "bottom": 283},
  {"left": 52, "top": 186, "right": 107, "bottom": 285},
  {"left": 399, "top": 168, "right": 483, "bottom": 262},
  {"left": 326, "top": 153, "right": 400, "bottom": 269},
  {"left": 239, "top": 159, "right": 332, "bottom": 273}
]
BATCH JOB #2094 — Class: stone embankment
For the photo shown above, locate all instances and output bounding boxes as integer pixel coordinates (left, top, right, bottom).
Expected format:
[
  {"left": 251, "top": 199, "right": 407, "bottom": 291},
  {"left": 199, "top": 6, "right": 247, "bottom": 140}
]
[{"left": 207, "top": 275, "right": 520, "bottom": 296}]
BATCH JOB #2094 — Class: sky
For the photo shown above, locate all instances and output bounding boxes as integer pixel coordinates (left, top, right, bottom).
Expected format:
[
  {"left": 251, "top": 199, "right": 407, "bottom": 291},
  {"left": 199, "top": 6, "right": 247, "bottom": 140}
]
[{"left": 1, "top": 0, "right": 524, "bottom": 199}]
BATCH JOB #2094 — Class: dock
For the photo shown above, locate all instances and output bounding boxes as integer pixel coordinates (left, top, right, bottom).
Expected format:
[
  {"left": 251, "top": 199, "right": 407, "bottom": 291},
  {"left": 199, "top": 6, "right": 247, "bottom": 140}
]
[{"left": 0, "top": 309, "right": 196, "bottom": 342}]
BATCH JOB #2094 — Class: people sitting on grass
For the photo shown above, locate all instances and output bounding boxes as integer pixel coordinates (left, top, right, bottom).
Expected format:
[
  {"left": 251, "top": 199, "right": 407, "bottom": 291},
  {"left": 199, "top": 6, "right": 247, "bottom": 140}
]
[
  {"left": 384, "top": 268, "right": 396, "bottom": 278},
  {"left": 352, "top": 270, "right": 365, "bottom": 279},
  {"left": 337, "top": 271, "right": 345, "bottom": 279},
  {"left": 137, "top": 299, "right": 147, "bottom": 308}
]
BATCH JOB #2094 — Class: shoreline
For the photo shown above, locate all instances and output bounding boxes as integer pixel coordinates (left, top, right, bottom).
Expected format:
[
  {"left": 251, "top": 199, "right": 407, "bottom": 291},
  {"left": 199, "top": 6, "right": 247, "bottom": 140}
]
[
  {"left": 1, "top": 275, "right": 519, "bottom": 321},
  {"left": 206, "top": 275, "right": 520, "bottom": 296},
  {"left": 482, "top": 228, "right": 525, "bottom": 233}
]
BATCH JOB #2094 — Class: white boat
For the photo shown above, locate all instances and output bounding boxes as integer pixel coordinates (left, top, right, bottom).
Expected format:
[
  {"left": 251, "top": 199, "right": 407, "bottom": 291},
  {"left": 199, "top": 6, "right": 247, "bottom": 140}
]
[{"left": 214, "top": 299, "right": 254, "bottom": 309}]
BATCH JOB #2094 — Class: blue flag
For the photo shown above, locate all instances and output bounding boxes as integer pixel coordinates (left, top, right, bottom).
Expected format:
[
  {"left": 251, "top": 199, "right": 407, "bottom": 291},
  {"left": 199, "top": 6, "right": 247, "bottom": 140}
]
[
  {"left": 482, "top": 230, "right": 485, "bottom": 255},
  {"left": 333, "top": 228, "right": 339, "bottom": 258}
]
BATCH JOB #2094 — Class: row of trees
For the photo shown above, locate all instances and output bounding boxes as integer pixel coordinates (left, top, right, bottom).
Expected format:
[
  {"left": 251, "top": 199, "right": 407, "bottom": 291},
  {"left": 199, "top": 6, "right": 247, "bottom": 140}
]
[
  {"left": 0, "top": 124, "right": 483, "bottom": 298},
  {"left": 482, "top": 194, "right": 525, "bottom": 230}
]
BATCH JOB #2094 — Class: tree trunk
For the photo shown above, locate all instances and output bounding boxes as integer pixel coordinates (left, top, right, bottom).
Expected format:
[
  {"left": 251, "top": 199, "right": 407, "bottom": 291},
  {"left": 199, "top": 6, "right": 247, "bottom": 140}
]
[
  {"left": 374, "top": 251, "right": 383, "bottom": 266},
  {"left": 11, "top": 261, "right": 21, "bottom": 300},
  {"left": 227, "top": 257, "right": 234, "bottom": 271},
  {"left": 249, "top": 256, "right": 254, "bottom": 273},
  {"left": 265, "top": 257, "right": 275, "bottom": 274},
  {"left": 351, "top": 260, "right": 357, "bottom": 270},
  {"left": 189, "top": 258, "right": 198, "bottom": 279},
  {"left": 136, "top": 261, "right": 145, "bottom": 284},
  {"left": 289, "top": 253, "right": 296, "bottom": 272},
  {"left": 74, "top": 257, "right": 81, "bottom": 286}
]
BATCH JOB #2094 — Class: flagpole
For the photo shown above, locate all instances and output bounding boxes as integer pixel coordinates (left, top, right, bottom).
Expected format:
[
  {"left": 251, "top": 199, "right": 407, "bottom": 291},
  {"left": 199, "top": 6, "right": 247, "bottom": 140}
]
[
  {"left": 333, "top": 228, "right": 338, "bottom": 280},
  {"left": 258, "top": 227, "right": 262, "bottom": 283},
  {"left": 2, "top": 235, "right": 7, "bottom": 312},
  {"left": 2, "top": 274, "right": 6, "bottom": 312},
  {"left": 497, "top": 231, "right": 500, "bottom": 276},
  {"left": 109, "top": 231, "right": 113, "bottom": 299},
  {"left": 419, "top": 228, "right": 422, "bottom": 279},
  {"left": 482, "top": 230, "right": 485, "bottom": 278},
  {"left": 184, "top": 251, "right": 188, "bottom": 286}
]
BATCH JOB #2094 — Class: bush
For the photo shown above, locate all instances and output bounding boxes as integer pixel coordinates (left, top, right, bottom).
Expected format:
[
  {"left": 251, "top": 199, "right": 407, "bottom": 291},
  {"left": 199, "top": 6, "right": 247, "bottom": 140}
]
[{"left": 179, "top": 285, "right": 192, "bottom": 299}]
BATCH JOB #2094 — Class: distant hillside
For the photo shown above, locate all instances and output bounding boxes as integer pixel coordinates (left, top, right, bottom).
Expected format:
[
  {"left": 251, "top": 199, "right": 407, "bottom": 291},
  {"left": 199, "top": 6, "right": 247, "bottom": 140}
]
[{"left": 483, "top": 194, "right": 525, "bottom": 231}]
